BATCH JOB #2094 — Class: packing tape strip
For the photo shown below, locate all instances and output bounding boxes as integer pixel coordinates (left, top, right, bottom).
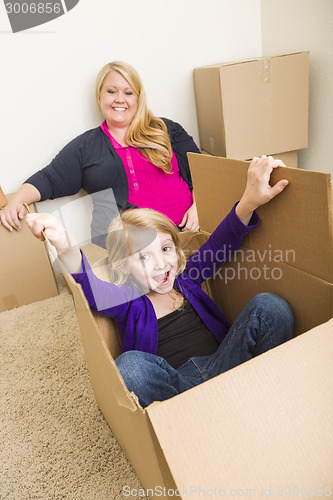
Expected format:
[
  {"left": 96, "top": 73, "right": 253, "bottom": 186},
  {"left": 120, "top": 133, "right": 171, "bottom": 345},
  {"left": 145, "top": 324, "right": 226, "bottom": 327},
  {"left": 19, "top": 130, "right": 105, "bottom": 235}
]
[{"left": 260, "top": 57, "right": 272, "bottom": 84}]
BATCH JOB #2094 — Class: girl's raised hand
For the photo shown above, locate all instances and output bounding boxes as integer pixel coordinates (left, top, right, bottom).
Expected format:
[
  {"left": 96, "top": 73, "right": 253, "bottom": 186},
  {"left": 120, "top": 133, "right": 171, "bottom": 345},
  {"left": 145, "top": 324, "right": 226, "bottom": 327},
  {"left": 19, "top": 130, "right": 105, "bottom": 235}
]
[
  {"left": 236, "top": 155, "right": 289, "bottom": 226},
  {"left": 25, "top": 212, "right": 82, "bottom": 273},
  {"left": 25, "top": 213, "right": 71, "bottom": 252}
]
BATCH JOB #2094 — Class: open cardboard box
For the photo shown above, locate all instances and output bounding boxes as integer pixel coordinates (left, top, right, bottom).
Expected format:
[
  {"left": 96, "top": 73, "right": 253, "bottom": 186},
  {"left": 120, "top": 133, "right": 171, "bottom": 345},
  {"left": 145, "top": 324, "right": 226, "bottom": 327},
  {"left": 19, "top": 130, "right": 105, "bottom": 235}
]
[
  {"left": 194, "top": 52, "right": 309, "bottom": 160},
  {"left": 64, "top": 155, "right": 332, "bottom": 497},
  {"left": 264, "top": 150, "right": 298, "bottom": 168},
  {"left": 0, "top": 193, "right": 58, "bottom": 312},
  {"left": 202, "top": 150, "right": 299, "bottom": 168}
]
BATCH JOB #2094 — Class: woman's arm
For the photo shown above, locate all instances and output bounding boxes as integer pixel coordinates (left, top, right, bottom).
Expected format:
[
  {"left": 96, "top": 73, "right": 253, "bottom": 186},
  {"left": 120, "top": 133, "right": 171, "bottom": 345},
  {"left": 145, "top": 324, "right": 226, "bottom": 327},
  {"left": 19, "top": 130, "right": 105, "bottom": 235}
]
[
  {"left": 178, "top": 191, "right": 199, "bottom": 231},
  {"left": 0, "top": 183, "right": 41, "bottom": 231},
  {"left": 162, "top": 118, "right": 200, "bottom": 190},
  {"left": 162, "top": 118, "right": 201, "bottom": 231},
  {"left": 0, "top": 132, "right": 90, "bottom": 232}
]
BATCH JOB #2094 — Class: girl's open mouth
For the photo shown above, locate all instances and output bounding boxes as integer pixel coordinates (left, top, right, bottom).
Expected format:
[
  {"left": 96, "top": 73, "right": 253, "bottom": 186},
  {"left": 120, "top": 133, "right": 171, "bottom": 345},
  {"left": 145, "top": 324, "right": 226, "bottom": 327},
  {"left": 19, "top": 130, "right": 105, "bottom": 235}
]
[{"left": 153, "top": 270, "right": 170, "bottom": 285}]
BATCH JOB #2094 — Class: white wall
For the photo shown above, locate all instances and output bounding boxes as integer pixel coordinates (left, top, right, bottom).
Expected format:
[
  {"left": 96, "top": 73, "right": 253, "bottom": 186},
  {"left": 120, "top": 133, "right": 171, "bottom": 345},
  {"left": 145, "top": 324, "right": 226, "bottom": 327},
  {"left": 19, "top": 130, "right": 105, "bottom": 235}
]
[
  {"left": 0, "top": 0, "right": 262, "bottom": 243},
  {"left": 261, "top": 0, "right": 333, "bottom": 175},
  {"left": 0, "top": 0, "right": 262, "bottom": 194}
]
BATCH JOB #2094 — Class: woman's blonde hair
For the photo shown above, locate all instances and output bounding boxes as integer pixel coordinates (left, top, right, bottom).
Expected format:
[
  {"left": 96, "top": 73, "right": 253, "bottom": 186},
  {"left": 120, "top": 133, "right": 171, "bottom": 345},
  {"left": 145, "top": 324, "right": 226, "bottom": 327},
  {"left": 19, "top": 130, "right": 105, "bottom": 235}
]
[
  {"left": 96, "top": 61, "right": 173, "bottom": 173},
  {"left": 106, "top": 208, "right": 186, "bottom": 286}
]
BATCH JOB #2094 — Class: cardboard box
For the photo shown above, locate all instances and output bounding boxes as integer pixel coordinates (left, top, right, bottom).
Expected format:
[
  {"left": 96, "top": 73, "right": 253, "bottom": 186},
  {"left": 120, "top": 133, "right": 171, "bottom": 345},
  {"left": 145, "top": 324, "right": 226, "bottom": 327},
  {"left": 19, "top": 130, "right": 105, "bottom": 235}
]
[
  {"left": 0, "top": 194, "right": 58, "bottom": 312},
  {"left": 0, "top": 186, "right": 8, "bottom": 207},
  {"left": 63, "top": 156, "right": 333, "bottom": 497},
  {"left": 194, "top": 52, "right": 309, "bottom": 159},
  {"left": 202, "top": 150, "right": 299, "bottom": 168},
  {"left": 268, "top": 150, "right": 298, "bottom": 168},
  {"left": 189, "top": 153, "right": 332, "bottom": 334}
]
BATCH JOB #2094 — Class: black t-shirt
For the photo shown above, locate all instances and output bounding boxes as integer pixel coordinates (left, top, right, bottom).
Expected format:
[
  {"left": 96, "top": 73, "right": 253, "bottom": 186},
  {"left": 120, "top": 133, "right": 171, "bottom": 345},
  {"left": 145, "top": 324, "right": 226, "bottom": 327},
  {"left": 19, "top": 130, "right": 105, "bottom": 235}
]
[{"left": 157, "top": 298, "right": 220, "bottom": 369}]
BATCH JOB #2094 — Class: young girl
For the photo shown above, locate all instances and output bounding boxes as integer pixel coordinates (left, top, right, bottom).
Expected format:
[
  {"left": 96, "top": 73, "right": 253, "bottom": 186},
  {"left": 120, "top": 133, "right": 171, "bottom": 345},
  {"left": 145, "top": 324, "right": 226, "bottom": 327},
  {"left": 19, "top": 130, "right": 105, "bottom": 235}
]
[{"left": 26, "top": 156, "right": 294, "bottom": 408}]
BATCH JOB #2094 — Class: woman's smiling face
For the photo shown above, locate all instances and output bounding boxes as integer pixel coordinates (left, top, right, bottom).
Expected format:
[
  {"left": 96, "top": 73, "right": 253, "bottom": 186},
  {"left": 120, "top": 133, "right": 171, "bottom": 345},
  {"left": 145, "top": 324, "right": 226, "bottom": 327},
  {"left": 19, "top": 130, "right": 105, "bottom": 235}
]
[{"left": 99, "top": 70, "right": 138, "bottom": 130}]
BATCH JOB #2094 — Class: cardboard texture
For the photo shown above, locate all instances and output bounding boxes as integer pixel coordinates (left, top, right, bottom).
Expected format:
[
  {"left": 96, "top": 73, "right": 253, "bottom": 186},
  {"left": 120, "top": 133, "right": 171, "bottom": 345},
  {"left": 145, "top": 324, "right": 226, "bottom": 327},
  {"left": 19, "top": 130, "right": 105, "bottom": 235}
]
[
  {"left": 194, "top": 52, "right": 309, "bottom": 159},
  {"left": 189, "top": 153, "right": 333, "bottom": 335},
  {"left": 268, "top": 150, "right": 298, "bottom": 168},
  {"left": 189, "top": 154, "right": 332, "bottom": 280},
  {"left": 0, "top": 196, "right": 58, "bottom": 312},
  {"left": 202, "top": 150, "right": 299, "bottom": 168},
  {"left": 64, "top": 157, "right": 332, "bottom": 497},
  {"left": 147, "top": 319, "right": 333, "bottom": 493},
  {"left": 0, "top": 185, "right": 8, "bottom": 207}
]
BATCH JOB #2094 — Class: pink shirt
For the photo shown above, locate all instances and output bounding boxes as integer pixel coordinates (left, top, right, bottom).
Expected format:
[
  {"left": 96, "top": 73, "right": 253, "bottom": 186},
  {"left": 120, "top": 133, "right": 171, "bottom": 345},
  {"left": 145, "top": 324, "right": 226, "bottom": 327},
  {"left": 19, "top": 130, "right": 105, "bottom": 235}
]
[{"left": 101, "top": 121, "right": 193, "bottom": 226}]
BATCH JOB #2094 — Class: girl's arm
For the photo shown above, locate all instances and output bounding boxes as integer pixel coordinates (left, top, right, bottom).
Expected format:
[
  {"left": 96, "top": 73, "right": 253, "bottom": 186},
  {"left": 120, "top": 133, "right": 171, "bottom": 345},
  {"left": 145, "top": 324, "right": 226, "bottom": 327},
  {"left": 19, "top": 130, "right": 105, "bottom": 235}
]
[
  {"left": 236, "top": 155, "right": 288, "bottom": 226},
  {"left": 185, "top": 156, "right": 289, "bottom": 284},
  {"left": 25, "top": 213, "right": 140, "bottom": 317},
  {"left": 25, "top": 213, "right": 82, "bottom": 274}
]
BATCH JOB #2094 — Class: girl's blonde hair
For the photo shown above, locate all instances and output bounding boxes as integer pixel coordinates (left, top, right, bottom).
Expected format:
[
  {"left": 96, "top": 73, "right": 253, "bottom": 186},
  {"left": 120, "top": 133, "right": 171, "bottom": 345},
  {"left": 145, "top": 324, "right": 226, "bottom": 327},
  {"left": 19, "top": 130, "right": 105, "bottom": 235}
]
[
  {"left": 106, "top": 208, "right": 186, "bottom": 286},
  {"left": 96, "top": 61, "right": 173, "bottom": 173}
]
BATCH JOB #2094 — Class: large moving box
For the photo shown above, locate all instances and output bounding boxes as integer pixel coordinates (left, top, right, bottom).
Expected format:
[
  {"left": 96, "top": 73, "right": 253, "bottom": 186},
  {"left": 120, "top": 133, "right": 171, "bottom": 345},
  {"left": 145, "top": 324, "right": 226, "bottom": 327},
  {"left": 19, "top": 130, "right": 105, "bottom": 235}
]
[
  {"left": 189, "top": 153, "right": 332, "bottom": 336},
  {"left": 193, "top": 52, "right": 309, "bottom": 160},
  {"left": 202, "top": 149, "right": 299, "bottom": 168},
  {"left": 0, "top": 193, "right": 58, "bottom": 312},
  {"left": 62, "top": 155, "right": 332, "bottom": 498}
]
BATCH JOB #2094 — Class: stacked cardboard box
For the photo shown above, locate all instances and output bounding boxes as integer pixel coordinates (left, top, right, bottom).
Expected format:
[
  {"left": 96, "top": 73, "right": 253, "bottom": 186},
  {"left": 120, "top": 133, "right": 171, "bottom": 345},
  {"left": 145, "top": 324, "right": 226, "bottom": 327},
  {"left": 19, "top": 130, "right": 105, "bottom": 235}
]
[
  {"left": 0, "top": 192, "right": 58, "bottom": 312},
  {"left": 194, "top": 52, "right": 309, "bottom": 164},
  {"left": 63, "top": 156, "right": 332, "bottom": 497}
]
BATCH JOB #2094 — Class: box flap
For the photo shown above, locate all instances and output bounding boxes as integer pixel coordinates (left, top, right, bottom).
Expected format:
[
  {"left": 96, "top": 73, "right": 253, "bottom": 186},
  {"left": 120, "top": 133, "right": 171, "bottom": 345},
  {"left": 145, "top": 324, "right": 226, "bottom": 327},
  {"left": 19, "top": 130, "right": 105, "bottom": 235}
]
[
  {"left": 147, "top": 319, "right": 333, "bottom": 494},
  {"left": 210, "top": 254, "right": 333, "bottom": 336},
  {"left": 65, "top": 271, "right": 179, "bottom": 491},
  {"left": 189, "top": 153, "right": 333, "bottom": 283},
  {"left": 0, "top": 198, "right": 58, "bottom": 312}
]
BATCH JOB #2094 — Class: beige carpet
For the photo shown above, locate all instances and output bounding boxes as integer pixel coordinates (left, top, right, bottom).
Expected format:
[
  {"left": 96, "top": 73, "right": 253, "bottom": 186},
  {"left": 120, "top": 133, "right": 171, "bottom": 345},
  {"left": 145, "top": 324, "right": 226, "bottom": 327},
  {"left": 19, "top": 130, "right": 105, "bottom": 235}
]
[{"left": 0, "top": 274, "right": 146, "bottom": 500}]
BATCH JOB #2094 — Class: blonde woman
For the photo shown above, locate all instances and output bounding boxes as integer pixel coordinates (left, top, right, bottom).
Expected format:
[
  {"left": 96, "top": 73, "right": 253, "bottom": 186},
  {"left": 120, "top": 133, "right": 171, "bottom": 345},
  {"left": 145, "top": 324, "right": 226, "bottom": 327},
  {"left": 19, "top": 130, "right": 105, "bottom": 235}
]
[{"left": 0, "top": 61, "right": 200, "bottom": 247}]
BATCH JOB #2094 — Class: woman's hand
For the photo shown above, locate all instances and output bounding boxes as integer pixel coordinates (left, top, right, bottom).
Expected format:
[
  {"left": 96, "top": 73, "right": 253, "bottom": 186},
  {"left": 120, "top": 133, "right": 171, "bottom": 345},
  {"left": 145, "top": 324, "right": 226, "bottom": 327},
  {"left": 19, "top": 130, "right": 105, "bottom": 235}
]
[
  {"left": 25, "top": 213, "right": 82, "bottom": 273},
  {"left": 236, "top": 155, "right": 289, "bottom": 226},
  {"left": 179, "top": 201, "right": 199, "bottom": 232},
  {"left": 0, "top": 183, "right": 41, "bottom": 231},
  {"left": 0, "top": 200, "right": 27, "bottom": 231}
]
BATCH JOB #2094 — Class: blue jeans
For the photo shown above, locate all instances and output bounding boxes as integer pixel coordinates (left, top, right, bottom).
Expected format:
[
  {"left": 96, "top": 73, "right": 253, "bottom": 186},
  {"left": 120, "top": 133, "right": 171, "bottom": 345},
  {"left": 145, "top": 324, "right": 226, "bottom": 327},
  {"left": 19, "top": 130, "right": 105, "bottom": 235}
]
[{"left": 115, "top": 293, "right": 294, "bottom": 408}]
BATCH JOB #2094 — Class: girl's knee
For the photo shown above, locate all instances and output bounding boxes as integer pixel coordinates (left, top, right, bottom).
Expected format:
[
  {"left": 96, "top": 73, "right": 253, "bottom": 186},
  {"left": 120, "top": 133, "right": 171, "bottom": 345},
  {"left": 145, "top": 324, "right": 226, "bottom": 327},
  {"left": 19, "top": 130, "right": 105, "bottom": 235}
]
[
  {"left": 115, "top": 350, "right": 177, "bottom": 408},
  {"left": 115, "top": 350, "right": 166, "bottom": 390},
  {"left": 255, "top": 293, "right": 294, "bottom": 339},
  {"left": 116, "top": 350, "right": 151, "bottom": 379}
]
